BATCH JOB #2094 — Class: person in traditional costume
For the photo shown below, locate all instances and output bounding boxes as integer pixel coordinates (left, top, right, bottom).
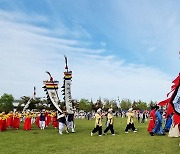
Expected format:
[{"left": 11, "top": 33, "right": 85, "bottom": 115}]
[
  {"left": 91, "top": 108, "right": 103, "bottom": 136},
  {"left": 52, "top": 112, "right": 58, "bottom": 129},
  {"left": 39, "top": 112, "right": 46, "bottom": 130},
  {"left": 58, "top": 112, "right": 68, "bottom": 135},
  {"left": 0, "top": 112, "right": 7, "bottom": 132},
  {"left": 147, "top": 106, "right": 156, "bottom": 133},
  {"left": 35, "top": 112, "right": 40, "bottom": 128},
  {"left": 67, "top": 113, "right": 75, "bottom": 133},
  {"left": 13, "top": 112, "right": 21, "bottom": 130},
  {"left": 45, "top": 111, "right": 52, "bottom": 127},
  {"left": 24, "top": 112, "right": 32, "bottom": 130},
  {"left": 6, "top": 111, "right": 13, "bottom": 128},
  {"left": 125, "top": 108, "right": 137, "bottom": 133},
  {"left": 103, "top": 108, "right": 115, "bottom": 135},
  {"left": 164, "top": 113, "right": 173, "bottom": 132},
  {"left": 150, "top": 106, "right": 165, "bottom": 136}
]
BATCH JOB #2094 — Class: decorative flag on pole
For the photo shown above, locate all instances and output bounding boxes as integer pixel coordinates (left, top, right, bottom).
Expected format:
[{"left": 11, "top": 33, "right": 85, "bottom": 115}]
[
  {"left": 61, "top": 56, "right": 74, "bottom": 114},
  {"left": 158, "top": 73, "right": 180, "bottom": 125},
  {"left": 43, "top": 72, "right": 62, "bottom": 113},
  {"left": 23, "top": 87, "right": 36, "bottom": 112}
]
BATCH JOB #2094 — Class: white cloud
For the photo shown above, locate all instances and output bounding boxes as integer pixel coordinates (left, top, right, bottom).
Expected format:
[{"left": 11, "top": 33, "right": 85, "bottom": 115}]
[{"left": 0, "top": 9, "right": 173, "bottom": 103}]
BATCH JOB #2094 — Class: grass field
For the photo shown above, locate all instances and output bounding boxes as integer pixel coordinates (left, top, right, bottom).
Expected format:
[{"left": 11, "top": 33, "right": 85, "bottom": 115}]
[{"left": 0, "top": 118, "right": 179, "bottom": 154}]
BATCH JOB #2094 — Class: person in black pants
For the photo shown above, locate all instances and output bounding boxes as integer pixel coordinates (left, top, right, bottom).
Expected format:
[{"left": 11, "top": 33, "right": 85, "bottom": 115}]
[
  {"left": 125, "top": 108, "right": 137, "bottom": 133},
  {"left": 91, "top": 108, "right": 102, "bottom": 136},
  {"left": 104, "top": 108, "right": 115, "bottom": 135}
]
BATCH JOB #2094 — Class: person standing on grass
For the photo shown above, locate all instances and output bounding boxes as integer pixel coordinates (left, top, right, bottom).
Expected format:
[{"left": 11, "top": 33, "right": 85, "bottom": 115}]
[
  {"left": 39, "top": 112, "right": 45, "bottom": 130},
  {"left": 150, "top": 106, "right": 165, "bottom": 136},
  {"left": 125, "top": 108, "right": 137, "bottom": 133},
  {"left": 67, "top": 113, "right": 75, "bottom": 133},
  {"left": 58, "top": 112, "right": 69, "bottom": 135},
  {"left": 52, "top": 112, "right": 58, "bottom": 129},
  {"left": 24, "top": 112, "right": 32, "bottom": 131},
  {"left": 13, "top": 112, "right": 21, "bottom": 130},
  {"left": 147, "top": 106, "right": 156, "bottom": 133},
  {"left": 91, "top": 108, "right": 103, "bottom": 136},
  {"left": 137, "top": 111, "right": 140, "bottom": 123},
  {"left": 0, "top": 112, "right": 7, "bottom": 132},
  {"left": 141, "top": 111, "right": 146, "bottom": 124},
  {"left": 104, "top": 108, "right": 115, "bottom": 135}
]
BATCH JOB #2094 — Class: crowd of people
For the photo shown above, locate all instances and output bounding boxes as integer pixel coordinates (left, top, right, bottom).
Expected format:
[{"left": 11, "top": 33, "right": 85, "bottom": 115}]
[
  {"left": 147, "top": 105, "right": 180, "bottom": 137},
  {"left": 0, "top": 110, "right": 75, "bottom": 134},
  {"left": 0, "top": 107, "right": 179, "bottom": 138},
  {"left": 91, "top": 107, "right": 137, "bottom": 136}
]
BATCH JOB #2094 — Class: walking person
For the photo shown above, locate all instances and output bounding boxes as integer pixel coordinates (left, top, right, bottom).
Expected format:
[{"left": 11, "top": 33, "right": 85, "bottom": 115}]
[
  {"left": 150, "top": 106, "right": 165, "bottom": 136},
  {"left": 147, "top": 106, "right": 156, "bottom": 134},
  {"left": 39, "top": 112, "right": 45, "bottom": 130},
  {"left": 125, "top": 108, "right": 137, "bottom": 133},
  {"left": 58, "top": 112, "right": 68, "bottom": 135},
  {"left": 91, "top": 108, "right": 103, "bottom": 136},
  {"left": 104, "top": 108, "right": 115, "bottom": 135}
]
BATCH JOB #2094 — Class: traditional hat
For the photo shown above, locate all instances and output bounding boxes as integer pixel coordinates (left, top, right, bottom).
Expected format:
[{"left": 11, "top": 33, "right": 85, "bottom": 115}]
[
  {"left": 108, "top": 108, "right": 113, "bottom": 112},
  {"left": 128, "top": 108, "right": 133, "bottom": 112},
  {"left": 97, "top": 108, "right": 102, "bottom": 113}
]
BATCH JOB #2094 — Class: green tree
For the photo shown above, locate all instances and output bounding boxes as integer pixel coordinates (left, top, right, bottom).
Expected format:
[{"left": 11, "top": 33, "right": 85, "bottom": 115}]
[
  {"left": 148, "top": 101, "right": 156, "bottom": 110},
  {"left": 104, "top": 99, "right": 111, "bottom": 111},
  {"left": 111, "top": 100, "right": 118, "bottom": 111},
  {"left": 136, "top": 100, "right": 148, "bottom": 110},
  {"left": 120, "top": 99, "right": 132, "bottom": 110},
  {"left": 0, "top": 93, "right": 14, "bottom": 112}
]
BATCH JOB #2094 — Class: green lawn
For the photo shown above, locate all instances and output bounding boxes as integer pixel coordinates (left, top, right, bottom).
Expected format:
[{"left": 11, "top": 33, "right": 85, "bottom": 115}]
[{"left": 0, "top": 118, "right": 179, "bottom": 154}]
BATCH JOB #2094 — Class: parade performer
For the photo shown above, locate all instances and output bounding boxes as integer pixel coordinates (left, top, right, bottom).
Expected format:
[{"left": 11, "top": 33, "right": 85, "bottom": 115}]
[
  {"left": 147, "top": 106, "right": 156, "bottom": 133},
  {"left": 104, "top": 108, "right": 115, "bottom": 135},
  {"left": 52, "top": 112, "right": 58, "bottom": 129},
  {"left": 125, "top": 108, "right": 137, "bottom": 133},
  {"left": 91, "top": 108, "right": 103, "bottom": 136},
  {"left": 45, "top": 111, "right": 52, "bottom": 127},
  {"left": 13, "top": 112, "right": 20, "bottom": 130},
  {"left": 150, "top": 106, "right": 165, "bottom": 136},
  {"left": 164, "top": 113, "right": 173, "bottom": 132},
  {"left": 67, "top": 113, "right": 75, "bottom": 133},
  {"left": 6, "top": 111, "right": 13, "bottom": 128},
  {"left": 35, "top": 113, "right": 40, "bottom": 128},
  {"left": 24, "top": 112, "right": 32, "bottom": 130},
  {"left": 0, "top": 113, "right": 7, "bottom": 132},
  {"left": 58, "top": 112, "right": 68, "bottom": 135},
  {"left": 39, "top": 112, "right": 45, "bottom": 130}
]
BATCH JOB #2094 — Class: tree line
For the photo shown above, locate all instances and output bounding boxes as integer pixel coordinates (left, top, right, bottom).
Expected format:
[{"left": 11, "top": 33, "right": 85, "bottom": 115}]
[{"left": 0, "top": 93, "right": 157, "bottom": 113}]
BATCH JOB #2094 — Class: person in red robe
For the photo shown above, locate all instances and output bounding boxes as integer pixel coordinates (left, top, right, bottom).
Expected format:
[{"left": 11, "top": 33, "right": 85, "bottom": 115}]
[
  {"left": 0, "top": 112, "right": 7, "bottom": 132},
  {"left": 24, "top": 113, "right": 32, "bottom": 130},
  {"left": 45, "top": 112, "right": 52, "bottom": 127},
  {"left": 52, "top": 112, "right": 58, "bottom": 129},
  {"left": 147, "top": 106, "right": 156, "bottom": 133},
  {"left": 6, "top": 111, "right": 13, "bottom": 128},
  {"left": 35, "top": 113, "right": 40, "bottom": 128},
  {"left": 13, "top": 112, "right": 20, "bottom": 130},
  {"left": 0, "top": 113, "right": 3, "bottom": 131}
]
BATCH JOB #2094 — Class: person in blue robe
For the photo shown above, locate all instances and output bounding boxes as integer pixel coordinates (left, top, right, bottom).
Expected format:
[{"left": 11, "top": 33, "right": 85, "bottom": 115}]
[
  {"left": 164, "top": 113, "right": 173, "bottom": 132},
  {"left": 150, "top": 106, "right": 165, "bottom": 136}
]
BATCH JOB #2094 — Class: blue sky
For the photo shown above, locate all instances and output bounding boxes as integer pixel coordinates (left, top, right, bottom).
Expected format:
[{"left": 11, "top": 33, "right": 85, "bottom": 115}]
[{"left": 0, "top": 0, "right": 179, "bottom": 103}]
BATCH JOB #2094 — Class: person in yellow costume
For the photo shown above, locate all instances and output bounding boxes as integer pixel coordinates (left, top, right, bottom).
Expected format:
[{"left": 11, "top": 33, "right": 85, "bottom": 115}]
[
  {"left": 104, "top": 108, "right": 115, "bottom": 135},
  {"left": 125, "top": 108, "right": 137, "bottom": 133},
  {"left": 91, "top": 108, "right": 102, "bottom": 136}
]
